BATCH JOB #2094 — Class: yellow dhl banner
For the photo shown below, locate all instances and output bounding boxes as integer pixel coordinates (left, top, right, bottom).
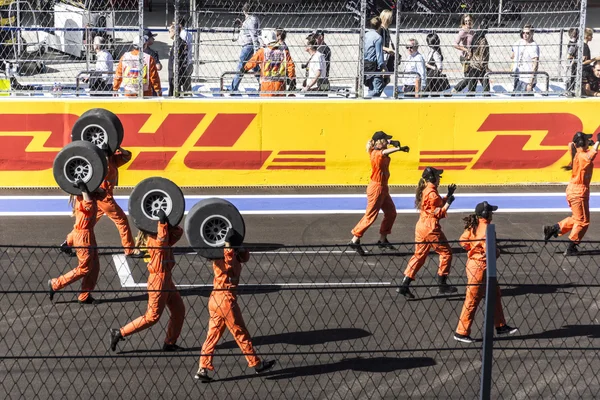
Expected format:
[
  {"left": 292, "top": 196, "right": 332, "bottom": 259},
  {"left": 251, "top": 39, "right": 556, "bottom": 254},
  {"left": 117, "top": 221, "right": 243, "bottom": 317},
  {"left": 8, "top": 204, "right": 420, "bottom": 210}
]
[{"left": 0, "top": 98, "right": 596, "bottom": 187}]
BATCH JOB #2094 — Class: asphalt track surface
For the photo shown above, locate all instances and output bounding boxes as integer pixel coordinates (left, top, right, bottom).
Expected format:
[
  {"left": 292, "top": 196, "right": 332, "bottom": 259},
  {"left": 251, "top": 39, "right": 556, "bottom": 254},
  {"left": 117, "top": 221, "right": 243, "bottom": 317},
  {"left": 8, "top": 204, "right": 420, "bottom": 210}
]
[{"left": 2, "top": 186, "right": 600, "bottom": 399}]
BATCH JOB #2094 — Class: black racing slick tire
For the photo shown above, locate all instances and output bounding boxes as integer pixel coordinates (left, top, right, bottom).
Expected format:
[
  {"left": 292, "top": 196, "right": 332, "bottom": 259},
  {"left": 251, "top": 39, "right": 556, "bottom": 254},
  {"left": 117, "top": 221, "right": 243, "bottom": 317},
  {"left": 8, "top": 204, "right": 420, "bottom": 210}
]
[
  {"left": 71, "top": 108, "right": 124, "bottom": 154},
  {"left": 53, "top": 141, "right": 108, "bottom": 195},
  {"left": 185, "top": 198, "right": 246, "bottom": 260},
  {"left": 128, "top": 177, "right": 185, "bottom": 234}
]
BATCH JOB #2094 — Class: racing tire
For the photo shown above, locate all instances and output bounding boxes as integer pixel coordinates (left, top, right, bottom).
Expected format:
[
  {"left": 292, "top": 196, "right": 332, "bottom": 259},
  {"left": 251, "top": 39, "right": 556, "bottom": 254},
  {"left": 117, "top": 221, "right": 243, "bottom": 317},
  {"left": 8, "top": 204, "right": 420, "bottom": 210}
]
[
  {"left": 71, "top": 108, "right": 124, "bottom": 154},
  {"left": 128, "top": 177, "right": 185, "bottom": 234},
  {"left": 53, "top": 141, "right": 108, "bottom": 195},
  {"left": 185, "top": 198, "right": 246, "bottom": 260}
]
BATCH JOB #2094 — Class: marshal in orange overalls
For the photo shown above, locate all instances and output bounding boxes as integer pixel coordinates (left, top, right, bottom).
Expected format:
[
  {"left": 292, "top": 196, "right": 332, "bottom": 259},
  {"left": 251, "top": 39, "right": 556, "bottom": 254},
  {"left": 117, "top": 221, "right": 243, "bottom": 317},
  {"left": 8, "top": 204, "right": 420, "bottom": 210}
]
[
  {"left": 404, "top": 182, "right": 452, "bottom": 280},
  {"left": 351, "top": 148, "right": 397, "bottom": 239},
  {"left": 558, "top": 145, "right": 597, "bottom": 243},
  {"left": 119, "top": 221, "right": 185, "bottom": 346},
  {"left": 244, "top": 44, "right": 295, "bottom": 96},
  {"left": 66, "top": 149, "right": 136, "bottom": 255},
  {"left": 51, "top": 196, "right": 100, "bottom": 303},
  {"left": 456, "top": 218, "right": 507, "bottom": 337},
  {"left": 199, "top": 248, "right": 261, "bottom": 371}
]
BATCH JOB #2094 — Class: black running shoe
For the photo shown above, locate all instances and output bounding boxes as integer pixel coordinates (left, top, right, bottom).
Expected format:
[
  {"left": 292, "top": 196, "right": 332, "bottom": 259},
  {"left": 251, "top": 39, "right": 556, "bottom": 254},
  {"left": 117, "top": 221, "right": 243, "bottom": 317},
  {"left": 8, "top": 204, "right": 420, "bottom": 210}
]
[
  {"left": 109, "top": 329, "right": 124, "bottom": 352},
  {"left": 543, "top": 224, "right": 559, "bottom": 243},
  {"left": 162, "top": 343, "right": 185, "bottom": 352},
  {"left": 377, "top": 239, "right": 397, "bottom": 250},
  {"left": 48, "top": 279, "right": 55, "bottom": 302},
  {"left": 454, "top": 332, "right": 475, "bottom": 343},
  {"left": 194, "top": 368, "right": 212, "bottom": 382},
  {"left": 255, "top": 359, "right": 276, "bottom": 374},
  {"left": 78, "top": 296, "right": 100, "bottom": 305},
  {"left": 496, "top": 325, "right": 518, "bottom": 335},
  {"left": 348, "top": 241, "right": 366, "bottom": 255}
]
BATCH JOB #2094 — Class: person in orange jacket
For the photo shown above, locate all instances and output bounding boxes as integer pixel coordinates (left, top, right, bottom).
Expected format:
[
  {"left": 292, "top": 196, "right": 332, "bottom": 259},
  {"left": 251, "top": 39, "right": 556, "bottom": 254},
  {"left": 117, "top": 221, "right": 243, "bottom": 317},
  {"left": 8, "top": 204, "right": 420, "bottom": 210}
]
[
  {"left": 398, "top": 167, "right": 457, "bottom": 298},
  {"left": 113, "top": 35, "right": 162, "bottom": 97},
  {"left": 454, "top": 201, "right": 518, "bottom": 343},
  {"left": 61, "top": 145, "right": 142, "bottom": 258},
  {"left": 48, "top": 179, "right": 101, "bottom": 304},
  {"left": 110, "top": 209, "right": 185, "bottom": 352},
  {"left": 194, "top": 228, "right": 276, "bottom": 382},
  {"left": 544, "top": 131, "right": 600, "bottom": 256},
  {"left": 243, "top": 29, "right": 295, "bottom": 96},
  {"left": 348, "top": 130, "right": 410, "bottom": 255}
]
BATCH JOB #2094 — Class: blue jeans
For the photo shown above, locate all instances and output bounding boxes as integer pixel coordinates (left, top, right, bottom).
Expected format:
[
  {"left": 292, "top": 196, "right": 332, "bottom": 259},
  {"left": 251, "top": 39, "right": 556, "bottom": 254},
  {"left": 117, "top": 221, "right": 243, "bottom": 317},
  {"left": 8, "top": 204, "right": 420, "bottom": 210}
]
[
  {"left": 366, "top": 76, "right": 384, "bottom": 97},
  {"left": 513, "top": 79, "right": 535, "bottom": 97},
  {"left": 231, "top": 44, "right": 255, "bottom": 92}
]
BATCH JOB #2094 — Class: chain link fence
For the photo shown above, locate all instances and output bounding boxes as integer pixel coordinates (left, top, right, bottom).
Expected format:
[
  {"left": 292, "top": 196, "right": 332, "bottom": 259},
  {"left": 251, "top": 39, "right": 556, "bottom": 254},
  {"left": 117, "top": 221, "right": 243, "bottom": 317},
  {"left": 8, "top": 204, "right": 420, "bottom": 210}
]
[
  {"left": 1, "top": 232, "right": 600, "bottom": 398},
  {"left": 0, "top": 0, "right": 592, "bottom": 97}
]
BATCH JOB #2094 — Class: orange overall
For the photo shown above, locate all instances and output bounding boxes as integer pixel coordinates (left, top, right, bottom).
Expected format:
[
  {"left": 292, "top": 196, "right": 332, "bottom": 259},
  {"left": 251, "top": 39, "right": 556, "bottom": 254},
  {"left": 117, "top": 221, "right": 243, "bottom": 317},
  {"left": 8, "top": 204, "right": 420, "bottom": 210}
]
[
  {"left": 456, "top": 218, "right": 507, "bottom": 336},
  {"left": 558, "top": 146, "right": 597, "bottom": 243},
  {"left": 51, "top": 197, "right": 99, "bottom": 302},
  {"left": 120, "top": 222, "right": 185, "bottom": 345},
  {"left": 352, "top": 149, "right": 397, "bottom": 238},
  {"left": 199, "top": 248, "right": 261, "bottom": 371},
  {"left": 404, "top": 183, "right": 452, "bottom": 280},
  {"left": 67, "top": 151, "right": 135, "bottom": 254},
  {"left": 244, "top": 44, "right": 295, "bottom": 97}
]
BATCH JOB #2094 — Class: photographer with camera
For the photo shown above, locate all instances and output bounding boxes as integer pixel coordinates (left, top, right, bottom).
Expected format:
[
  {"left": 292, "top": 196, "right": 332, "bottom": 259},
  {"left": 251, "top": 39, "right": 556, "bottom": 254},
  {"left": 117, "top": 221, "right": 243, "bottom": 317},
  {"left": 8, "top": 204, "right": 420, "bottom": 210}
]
[{"left": 301, "top": 34, "right": 329, "bottom": 96}]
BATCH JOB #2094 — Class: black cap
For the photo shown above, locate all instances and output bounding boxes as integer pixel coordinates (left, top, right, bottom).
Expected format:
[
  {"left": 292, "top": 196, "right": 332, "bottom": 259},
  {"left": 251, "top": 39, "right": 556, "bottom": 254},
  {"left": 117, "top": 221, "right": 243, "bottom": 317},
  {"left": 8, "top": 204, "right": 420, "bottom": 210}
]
[
  {"left": 422, "top": 166, "right": 444, "bottom": 182},
  {"left": 573, "top": 131, "right": 592, "bottom": 144},
  {"left": 372, "top": 131, "right": 392, "bottom": 141},
  {"left": 225, "top": 228, "right": 243, "bottom": 247},
  {"left": 143, "top": 28, "right": 157, "bottom": 38},
  {"left": 475, "top": 201, "right": 498, "bottom": 217},
  {"left": 313, "top": 29, "right": 325, "bottom": 36}
]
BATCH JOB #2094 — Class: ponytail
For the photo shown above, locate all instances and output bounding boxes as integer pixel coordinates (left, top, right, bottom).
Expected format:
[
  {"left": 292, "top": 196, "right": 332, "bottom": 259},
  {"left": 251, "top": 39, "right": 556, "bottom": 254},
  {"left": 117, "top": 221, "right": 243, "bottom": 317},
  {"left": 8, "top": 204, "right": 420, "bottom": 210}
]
[
  {"left": 366, "top": 139, "right": 374, "bottom": 153},
  {"left": 134, "top": 230, "right": 148, "bottom": 249},
  {"left": 414, "top": 178, "right": 427, "bottom": 209},
  {"left": 463, "top": 213, "right": 479, "bottom": 233},
  {"left": 562, "top": 142, "right": 576, "bottom": 171}
]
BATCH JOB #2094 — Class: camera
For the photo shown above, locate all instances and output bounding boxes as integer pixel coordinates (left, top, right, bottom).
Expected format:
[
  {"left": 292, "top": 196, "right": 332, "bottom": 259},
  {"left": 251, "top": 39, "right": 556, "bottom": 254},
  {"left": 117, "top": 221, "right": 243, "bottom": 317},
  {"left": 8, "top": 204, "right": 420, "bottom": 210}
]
[{"left": 301, "top": 63, "right": 308, "bottom": 69}]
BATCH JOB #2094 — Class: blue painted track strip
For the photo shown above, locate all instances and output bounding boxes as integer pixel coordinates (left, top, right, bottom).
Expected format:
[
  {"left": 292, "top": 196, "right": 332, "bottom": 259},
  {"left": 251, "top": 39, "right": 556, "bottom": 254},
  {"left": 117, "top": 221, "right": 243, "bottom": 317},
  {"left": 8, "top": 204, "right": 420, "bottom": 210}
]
[{"left": 0, "top": 193, "right": 595, "bottom": 215}]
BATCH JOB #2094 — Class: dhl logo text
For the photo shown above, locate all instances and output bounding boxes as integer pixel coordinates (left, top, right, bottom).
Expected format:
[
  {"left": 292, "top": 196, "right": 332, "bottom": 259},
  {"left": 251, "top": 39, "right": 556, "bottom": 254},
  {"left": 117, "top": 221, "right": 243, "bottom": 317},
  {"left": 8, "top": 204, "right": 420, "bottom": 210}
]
[
  {"left": 419, "top": 113, "right": 597, "bottom": 170},
  {"left": 0, "top": 113, "right": 325, "bottom": 171}
]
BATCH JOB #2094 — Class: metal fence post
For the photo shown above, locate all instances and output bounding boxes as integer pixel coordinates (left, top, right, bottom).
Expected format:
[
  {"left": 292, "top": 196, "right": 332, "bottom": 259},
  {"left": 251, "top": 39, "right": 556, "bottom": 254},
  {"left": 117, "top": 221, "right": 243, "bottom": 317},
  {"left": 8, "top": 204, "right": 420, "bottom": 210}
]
[
  {"left": 356, "top": 0, "right": 366, "bottom": 98},
  {"left": 575, "top": 0, "right": 588, "bottom": 97},
  {"left": 138, "top": 0, "right": 144, "bottom": 98},
  {"left": 174, "top": 0, "right": 180, "bottom": 97},
  {"left": 393, "top": 1, "right": 400, "bottom": 99},
  {"left": 480, "top": 223, "right": 497, "bottom": 400}
]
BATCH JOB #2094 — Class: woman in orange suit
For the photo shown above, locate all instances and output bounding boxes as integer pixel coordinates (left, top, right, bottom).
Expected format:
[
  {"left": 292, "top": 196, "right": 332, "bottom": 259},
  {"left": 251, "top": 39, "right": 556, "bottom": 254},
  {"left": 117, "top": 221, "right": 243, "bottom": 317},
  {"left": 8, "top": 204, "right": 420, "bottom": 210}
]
[
  {"left": 544, "top": 131, "right": 600, "bottom": 256},
  {"left": 195, "top": 229, "right": 276, "bottom": 382},
  {"left": 61, "top": 145, "right": 142, "bottom": 258},
  {"left": 109, "top": 209, "right": 185, "bottom": 352},
  {"left": 48, "top": 179, "right": 101, "bottom": 304},
  {"left": 348, "top": 131, "right": 410, "bottom": 255},
  {"left": 398, "top": 167, "right": 457, "bottom": 299},
  {"left": 454, "top": 201, "right": 518, "bottom": 343}
]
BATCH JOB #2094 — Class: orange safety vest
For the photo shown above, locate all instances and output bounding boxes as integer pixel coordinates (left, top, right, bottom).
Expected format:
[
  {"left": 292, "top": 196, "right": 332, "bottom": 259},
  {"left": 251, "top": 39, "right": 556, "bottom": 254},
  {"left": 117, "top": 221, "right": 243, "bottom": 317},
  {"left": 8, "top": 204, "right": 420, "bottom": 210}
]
[
  {"left": 261, "top": 47, "right": 288, "bottom": 83},
  {"left": 121, "top": 51, "right": 151, "bottom": 94}
]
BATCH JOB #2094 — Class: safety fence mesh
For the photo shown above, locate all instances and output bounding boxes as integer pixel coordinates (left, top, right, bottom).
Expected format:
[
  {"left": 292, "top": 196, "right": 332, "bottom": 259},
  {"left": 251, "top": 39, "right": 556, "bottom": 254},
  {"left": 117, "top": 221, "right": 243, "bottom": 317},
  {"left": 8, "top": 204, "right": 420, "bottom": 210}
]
[
  {"left": 1, "top": 238, "right": 599, "bottom": 398},
  {"left": 0, "top": 0, "right": 591, "bottom": 98}
]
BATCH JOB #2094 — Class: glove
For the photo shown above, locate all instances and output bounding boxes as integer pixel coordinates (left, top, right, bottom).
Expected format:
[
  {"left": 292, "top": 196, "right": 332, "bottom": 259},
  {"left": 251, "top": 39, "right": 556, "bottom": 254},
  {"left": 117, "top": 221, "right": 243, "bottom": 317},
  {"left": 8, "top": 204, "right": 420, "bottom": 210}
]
[
  {"left": 446, "top": 195, "right": 455, "bottom": 205},
  {"left": 447, "top": 183, "right": 457, "bottom": 197},
  {"left": 100, "top": 142, "right": 109, "bottom": 152},
  {"left": 400, "top": 146, "right": 410, "bottom": 153},
  {"left": 390, "top": 140, "right": 401, "bottom": 148},
  {"left": 154, "top": 209, "right": 168, "bottom": 224},
  {"left": 73, "top": 179, "right": 88, "bottom": 192}
]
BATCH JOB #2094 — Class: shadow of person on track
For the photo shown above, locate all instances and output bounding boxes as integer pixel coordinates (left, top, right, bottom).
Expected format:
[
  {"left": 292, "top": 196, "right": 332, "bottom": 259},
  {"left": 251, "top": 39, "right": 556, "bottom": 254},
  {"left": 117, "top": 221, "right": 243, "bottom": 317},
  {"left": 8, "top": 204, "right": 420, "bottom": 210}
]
[{"left": 495, "top": 324, "right": 600, "bottom": 341}]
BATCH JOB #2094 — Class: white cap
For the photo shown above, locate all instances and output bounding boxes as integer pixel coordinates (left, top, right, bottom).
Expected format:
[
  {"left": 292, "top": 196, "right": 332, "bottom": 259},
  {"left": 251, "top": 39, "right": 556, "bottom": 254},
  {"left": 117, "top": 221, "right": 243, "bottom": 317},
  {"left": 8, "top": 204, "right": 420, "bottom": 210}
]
[{"left": 261, "top": 29, "right": 278, "bottom": 45}]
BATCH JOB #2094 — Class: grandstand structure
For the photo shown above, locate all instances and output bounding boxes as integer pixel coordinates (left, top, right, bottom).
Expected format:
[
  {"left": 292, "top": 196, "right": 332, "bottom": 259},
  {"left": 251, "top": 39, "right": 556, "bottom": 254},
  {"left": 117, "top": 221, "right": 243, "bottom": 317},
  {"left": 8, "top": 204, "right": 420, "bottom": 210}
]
[{"left": 0, "top": 0, "right": 590, "bottom": 97}]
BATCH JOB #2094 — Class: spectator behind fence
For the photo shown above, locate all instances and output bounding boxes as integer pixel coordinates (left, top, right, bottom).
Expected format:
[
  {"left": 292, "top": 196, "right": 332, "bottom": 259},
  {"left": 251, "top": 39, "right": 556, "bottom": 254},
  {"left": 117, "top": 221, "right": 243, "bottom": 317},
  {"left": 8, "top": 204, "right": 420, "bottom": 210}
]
[
  {"left": 313, "top": 30, "right": 331, "bottom": 79},
  {"left": 378, "top": 9, "right": 395, "bottom": 86},
  {"left": 143, "top": 28, "right": 161, "bottom": 96},
  {"left": 583, "top": 61, "right": 600, "bottom": 97},
  {"left": 402, "top": 38, "right": 426, "bottom": 98},
  {"left": 511, "top": 24, "right": 539, "bottom": 95},
  {"left": 178, "top": 16, "right": 193, "bottom": 94},
  {"left": 243, "top": 30, "right": 295, "bottom": 97},
  {"left": 113, "top": 34, "right": 161, "bottom": 97},
  {"left": 276, "top": 28, "right": 288, "bottom": 50},
  {"left": 302, "top": 34, "right": 328, "bottom": 96},
  {"left": 452, "top": 14, "right": 475, "bottom": 94},
  {"left": 364, "top": 16, "right": 385, "bottom": 98},
  {"left": 424, "top": 32, "right": 449, "bottom": 97},
  {"left": 566, "top": 28, "right": 578, "bottom": 94},
  {"left": 583, "top": 28, "right": 599, "bottom": 71},
  {"left": 231, "top": 2, "right": 261, "bottom": 93},
  {"left": 466, "top": 24, "right": 490, "bottom": 96},
  {"left": 168, "top": 24, "right": 189, "bottom": 97},
  {"left": 88, "top": 36, "right": 113, "bottom": 96}
]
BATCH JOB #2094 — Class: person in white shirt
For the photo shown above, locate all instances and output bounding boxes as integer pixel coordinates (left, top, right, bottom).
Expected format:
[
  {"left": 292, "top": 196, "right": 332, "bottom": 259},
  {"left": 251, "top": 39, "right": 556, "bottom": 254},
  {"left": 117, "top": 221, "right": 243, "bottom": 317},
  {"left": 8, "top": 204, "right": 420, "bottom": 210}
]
[
  {"left": 402, "top": 38, "right": 426, "bottom": 98},
  {"left": 511, "top": 24, "right": 540, "bottom": 95},
  {"left": 302, "top": 34, "right": 328, "bottom": 96},
  {"left": 89, "top": 36, "right": 113, "bottom": 96}
]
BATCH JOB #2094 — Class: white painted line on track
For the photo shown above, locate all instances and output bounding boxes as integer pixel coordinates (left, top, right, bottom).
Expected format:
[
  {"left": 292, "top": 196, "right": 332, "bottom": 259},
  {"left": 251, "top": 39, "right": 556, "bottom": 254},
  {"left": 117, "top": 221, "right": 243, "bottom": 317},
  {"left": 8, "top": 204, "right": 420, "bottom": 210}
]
[{"left": 112, "top": 255, "right": 389, "bottom": 289}]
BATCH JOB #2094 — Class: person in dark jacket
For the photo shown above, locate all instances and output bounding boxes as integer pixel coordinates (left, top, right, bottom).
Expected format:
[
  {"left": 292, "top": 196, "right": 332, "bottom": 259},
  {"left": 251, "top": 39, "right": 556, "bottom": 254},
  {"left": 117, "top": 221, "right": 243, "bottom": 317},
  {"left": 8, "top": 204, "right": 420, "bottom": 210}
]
[{"left": 168, "top": 23, "right": 189, "bottom": 97}]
